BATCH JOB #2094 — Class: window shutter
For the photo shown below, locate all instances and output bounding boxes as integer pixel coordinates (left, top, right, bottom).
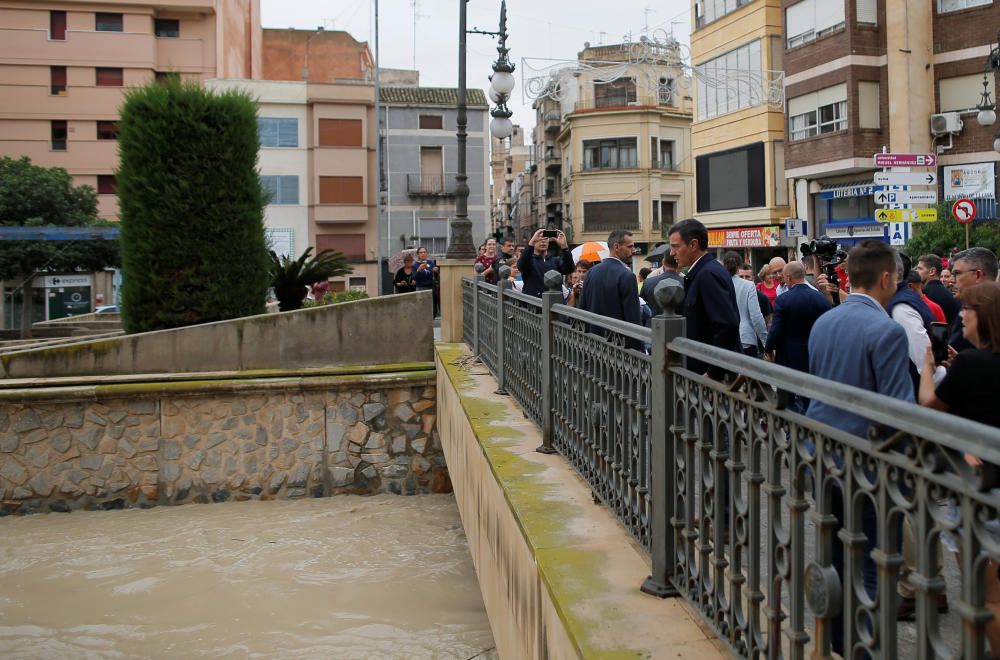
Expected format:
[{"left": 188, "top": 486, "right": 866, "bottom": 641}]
[
  {"left": 815, "top": 0, "right": 845, "bottom": 32},
  {"left": 259, "top": 118, "right": 277, "bottom": 147},
  {"left": 856, "top": 0, "right": 877, "bottom": 24},
  {"left": 787, "top": 91, "right": 817, "bottom": 117},
  {"left": 858, "top": 82, "right": 880, "bottom": 128},
  {"left": 940, "top": 74, "right": 994, "bottom": 112},
  {"left": 280, "top": 176, "right": 298, "bottom": 204},
  {"left": 817, "top": 83, "right": 847, "bottom": 107},
  {"left": 785, "top": 0, "right": 813, "bottom": 40},
  {"left": 278, "top": 118, "right": 297, "bottom": 147}
]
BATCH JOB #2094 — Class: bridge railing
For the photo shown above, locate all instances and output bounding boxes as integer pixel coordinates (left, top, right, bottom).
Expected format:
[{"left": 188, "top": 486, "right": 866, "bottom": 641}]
[{"left": 461, "top": 275, "right": 1000, "bottom": 660}]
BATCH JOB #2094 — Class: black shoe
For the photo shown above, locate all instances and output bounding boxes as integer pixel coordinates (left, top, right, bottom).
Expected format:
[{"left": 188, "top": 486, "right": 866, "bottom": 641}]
[{"left": 897, "top": 594, "right": 949, "bottom": 621}]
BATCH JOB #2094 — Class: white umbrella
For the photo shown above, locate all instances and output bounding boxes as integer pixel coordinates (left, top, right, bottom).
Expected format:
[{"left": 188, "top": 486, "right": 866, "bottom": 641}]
[{"left": 570, "top": 241, "right": 610, "bottom": 264}]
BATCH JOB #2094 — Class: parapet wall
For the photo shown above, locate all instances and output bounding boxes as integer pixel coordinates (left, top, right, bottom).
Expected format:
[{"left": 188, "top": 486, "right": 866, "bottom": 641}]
[
  {"left": 0, "top": 366, "right": 446, "bottom": 514},
  {"left": 0, "top": 292, "right": 433, "bottom": 379}
]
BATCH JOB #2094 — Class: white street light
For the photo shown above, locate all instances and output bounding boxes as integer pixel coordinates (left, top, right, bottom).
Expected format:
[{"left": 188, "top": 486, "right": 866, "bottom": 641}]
[
  {"left": 488, "top": 86, "right": 502, "bottom": 104},
  {"left": 490, "top": 116, "right": 513, "bottom": 138},
  {"left": 979, "top": 107, "right": 997, "bottom": 127},
  {"left": 490, "top": 70, "right": 515, "bottom": 96},
  {"left": 993, "top": 136, "right": 1000, "bottom": 153}
]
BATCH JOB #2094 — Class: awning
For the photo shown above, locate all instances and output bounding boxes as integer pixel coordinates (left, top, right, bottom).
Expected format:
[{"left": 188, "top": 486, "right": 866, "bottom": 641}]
[{"left": 819, "top": 180, "right": 876, "bottom": 200}]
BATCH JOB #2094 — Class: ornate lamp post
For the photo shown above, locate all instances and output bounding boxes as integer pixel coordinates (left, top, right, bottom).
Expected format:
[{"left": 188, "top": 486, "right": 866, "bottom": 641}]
[
  {"left": 447, "top": 1, "right": 515, "bottom": 259},
  {"left": 973, "top": 30, "right": 1000, "bottom": 153}
]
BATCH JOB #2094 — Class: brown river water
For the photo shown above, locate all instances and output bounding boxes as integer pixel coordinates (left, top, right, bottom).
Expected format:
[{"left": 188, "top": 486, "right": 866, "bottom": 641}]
[{"left": 0, "top": 496, "right": 496, "bottom": 659}]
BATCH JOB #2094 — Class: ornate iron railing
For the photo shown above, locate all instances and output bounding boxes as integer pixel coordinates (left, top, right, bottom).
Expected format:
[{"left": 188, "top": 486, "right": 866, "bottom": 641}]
[{"left": 460, "top": 275, "right": 1000, "bottom": 660}]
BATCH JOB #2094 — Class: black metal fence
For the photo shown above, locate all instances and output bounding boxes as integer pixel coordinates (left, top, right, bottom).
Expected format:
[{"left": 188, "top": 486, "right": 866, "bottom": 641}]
[{"left": 461, "top": 275, "right": 1000, "bottom": 660}]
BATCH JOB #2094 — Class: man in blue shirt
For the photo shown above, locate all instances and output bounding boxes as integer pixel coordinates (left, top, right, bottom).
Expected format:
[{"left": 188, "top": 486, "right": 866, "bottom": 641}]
[{"left": 807, "top": 239, "right": 914, "bottom": 655}]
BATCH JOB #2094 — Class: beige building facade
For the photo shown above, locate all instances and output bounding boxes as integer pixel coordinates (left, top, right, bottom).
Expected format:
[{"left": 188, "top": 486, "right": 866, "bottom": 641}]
[{"left": 690, "top": 0, "right": 791, "bottom": 266}]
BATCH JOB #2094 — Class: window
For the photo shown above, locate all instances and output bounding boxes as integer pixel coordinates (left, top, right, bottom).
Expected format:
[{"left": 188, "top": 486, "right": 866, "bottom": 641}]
[
  {"left": 695, "top": 142, "right": 766, "bottom": 212},
  {"left": 96, "top": 67, "right": 123, "bottom": 87},
  {"left": 858, "top": 81, "right": 880, "bottom": 128},
  {"left": 51, "top": 66, "right": 67, "bottom": 95},
  {"left": 154, "top": 18, "right": 179, "bottom": 38},
  {"left": 50, "top": 11, "right": 66, "bottom": 40},
  {"left": 97, "top": 175, "right": 117, "bottom": 194},
  {"left": 938, "top": 0, "right": 991, "bottom": 12},
  {"left": 660, "top": 200, "right": 675, "bottom": 229},
  {"left": 97, "top": 120, "right": 119, "bottom": 140},
  {"left": 418, "top": 115, "right": 443, "bottom": 129},
  {"left": 316, "top": 234, "right": 366, "bottom": 262},
  {"left": 51, "top": 120, "right": 67, "bottom": 150},
  {"left": 95, "top": 13, "right": 123, "bottom": 32},
  {"left": 419, "top": 147, "right": 444, "bottom": 191},
  {"left": 773, "top": 141, "right": 788, "bottom": 207},
  {"left": 940, "top": 73, "right": 996, "bottom": 113},
  {"left": 260, "top": 175, "right": 299, "bottom": 205},
  {"left": 787, "top": 83, "right": 847, "bottom": 140},
  {"left": 652, "top": 200, "right": 659, "bottom": 230},
  {"left": 258, "top": 117, "right": 298, "bottom": 148},
  {"left": 348, "top": 277, "right": 367, "bottom": 291},
  {"left": 317, "top": 118, "right": 362, "bottom": 147},
  {"left": 695, "top": 40, "right": 763, "bottom": 120},
  {"left": 695, "top": 0, "right": 753, "bottom": 28},
  {"left": 418, "top": 218, "right": 449, "bottom": 256},
  {"left": 583, "top": 138, "right": 638, "bottom": 170},
  {"left": 786, "top": 0, "right": 845, "bottom": 48},
  {"left": 651, "top": 139, "right": 674, "bottom": 169},
  {"left": 583, "top": 201, "right": 639, "bottom": 232},
  {"left": 594, "top": 78, "right": 636, "bottom": 108},
  {"left": 319, "top": 176, "right": 364, "bottom": 204},
  {"left": 857, "top": 0, "right": 877, "bottom": 24}
]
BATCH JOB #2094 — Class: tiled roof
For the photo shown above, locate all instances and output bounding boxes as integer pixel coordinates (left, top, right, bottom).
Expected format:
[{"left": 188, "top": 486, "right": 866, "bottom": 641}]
[{"left": 380, "top": 86, "right": 488, "bottom": 107}]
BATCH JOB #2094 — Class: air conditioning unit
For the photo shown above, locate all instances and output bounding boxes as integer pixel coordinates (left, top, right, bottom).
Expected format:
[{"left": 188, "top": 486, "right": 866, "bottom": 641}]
[{"left": 930, "top": 112, "right": 963, "bottom": 136}]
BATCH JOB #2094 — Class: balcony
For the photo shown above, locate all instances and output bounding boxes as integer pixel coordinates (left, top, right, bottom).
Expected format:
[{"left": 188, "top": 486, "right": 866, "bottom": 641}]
[
  {"left": 543, "top": 112, "right": 561, "bottom": 134},
  {"left": 543, "top": 145, "right": 561, "bottom": 171},
  {"left": 407, "top": 174, "right": 457, "bottom": 197},
  {"left": 572, "top": 94, "right": 678, "bottom": 114}
]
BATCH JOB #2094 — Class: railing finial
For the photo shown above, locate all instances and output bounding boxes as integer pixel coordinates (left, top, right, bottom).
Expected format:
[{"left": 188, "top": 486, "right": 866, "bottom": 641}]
[
  {"left": 544, "top": 270, "right": 564, "bottom": 291},
  {"left": 653, "top": 278, "right": 684, "bottom": 315}
]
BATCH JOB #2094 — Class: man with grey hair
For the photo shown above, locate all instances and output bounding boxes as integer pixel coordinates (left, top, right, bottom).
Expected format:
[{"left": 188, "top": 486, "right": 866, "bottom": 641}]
[
  {"left": 722, "top": 251, "right": 767, "bottom": 356},
  {"left": 950, "top": 246, "right": 999, "bottom": 351}
]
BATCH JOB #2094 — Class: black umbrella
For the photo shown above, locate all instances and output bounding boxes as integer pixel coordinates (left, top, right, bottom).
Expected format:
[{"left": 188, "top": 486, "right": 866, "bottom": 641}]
[{"left": 645, "top": 243, "right": 670, "bottom": 262}]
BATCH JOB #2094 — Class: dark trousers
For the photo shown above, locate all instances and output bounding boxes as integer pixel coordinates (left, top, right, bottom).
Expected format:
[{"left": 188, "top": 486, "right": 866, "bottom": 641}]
[{"left": 741, "top": 343, "right": 761, "bottom": 358}]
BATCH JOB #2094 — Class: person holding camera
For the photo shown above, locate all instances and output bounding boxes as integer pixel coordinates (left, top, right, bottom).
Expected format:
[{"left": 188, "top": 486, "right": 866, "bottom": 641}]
[
  {"left": 516, "top": 228, "right": 575, "bottom": 297},
  {"left": 412, "top": 246, "right": 438, "bottom": 315}
]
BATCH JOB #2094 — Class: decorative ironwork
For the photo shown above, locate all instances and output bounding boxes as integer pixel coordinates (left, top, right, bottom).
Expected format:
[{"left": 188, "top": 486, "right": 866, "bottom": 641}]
[
  {"left": 475, "top": 281, "right": 499, "bottom": 375},
  {"left": 461, "top": 278, "right": 475, "bottom": 349},
  {"left": 459, "top": 276, "right": 1000, "bottom": 659}
]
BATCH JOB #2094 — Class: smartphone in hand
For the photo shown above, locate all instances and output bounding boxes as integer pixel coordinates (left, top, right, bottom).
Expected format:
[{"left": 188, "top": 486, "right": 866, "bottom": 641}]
[
  {"left": 929, "top": 322, "right": 950, "bottom": 363},
  {"left": 542, "top": 229, "right": 558, "bottom": 238}
]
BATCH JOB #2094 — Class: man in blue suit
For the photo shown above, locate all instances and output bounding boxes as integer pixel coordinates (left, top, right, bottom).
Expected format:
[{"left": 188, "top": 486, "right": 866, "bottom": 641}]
[
  {"left": 806, "top": 239, "right": 914, "bottom": 656},
  {"left": 578, "top": 229, "right": 641, "bottom": 336},
  {"left": 764, "top": 261, "right": 831, "bottom": 411},
  {"left": 667, "top": 218, "right": 739, "bottom": 380}
]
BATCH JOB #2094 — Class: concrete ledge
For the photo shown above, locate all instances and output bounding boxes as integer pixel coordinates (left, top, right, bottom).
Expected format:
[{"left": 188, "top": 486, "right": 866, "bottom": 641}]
[
  {"left": 435, "top": 343, "right": 726, "bottom": 659},
  {"left": 0, "top": 292, "right": 433, "bottom": 379}
]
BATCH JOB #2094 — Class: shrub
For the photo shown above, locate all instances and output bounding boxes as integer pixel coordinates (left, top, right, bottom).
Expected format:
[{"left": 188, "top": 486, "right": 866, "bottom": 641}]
[
  {"left": 269, "top": 247, "right": 353, "bottom": 311},
  {"left": 302, "top": 290, "right": 369, "bottom": 308},
  {"left": 116, "top": 78, "right": 270, "bottom": 333}
]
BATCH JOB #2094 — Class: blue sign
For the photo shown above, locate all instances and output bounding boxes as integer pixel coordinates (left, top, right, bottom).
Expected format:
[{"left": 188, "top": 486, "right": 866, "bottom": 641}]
[{"left": 820, "top": 184, "right": 875, "bottom": 200}]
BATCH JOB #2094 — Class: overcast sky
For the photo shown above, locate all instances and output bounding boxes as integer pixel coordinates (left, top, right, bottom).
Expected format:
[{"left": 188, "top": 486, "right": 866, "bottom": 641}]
[{"left": 261, "top": 0, "right": 692, "bottom": 132}]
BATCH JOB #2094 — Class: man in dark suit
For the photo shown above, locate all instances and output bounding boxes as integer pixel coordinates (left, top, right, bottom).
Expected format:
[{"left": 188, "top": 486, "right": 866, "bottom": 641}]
[
  {"left": 640, "top": 252, "right": 684, "bottom": 316},
  {"left": 667, "top": 218, "right": 740, "bottom": 379},
  {"left": 764, "top": 261, "right": 831, "bottom": 412},
  {"left": 915, "top": 253, "right": 960, "bottom": 324},
  {"left": 578, "top": 229, "right": 640, "bottom": 328}
]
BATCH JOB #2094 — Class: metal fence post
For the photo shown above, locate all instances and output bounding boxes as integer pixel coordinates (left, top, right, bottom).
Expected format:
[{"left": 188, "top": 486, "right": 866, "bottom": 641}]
[
  {"left": 472, "top": 275, "right": 483, "bottom": 355},
  {"left": 642, "top": 280, "right": 685, "bottom": 598},
  {"left": 537, "top": 271, "right": 563, "bottom": 455},
  {"left": 495, "top": 276, "right": 508, "bottom": 395}
]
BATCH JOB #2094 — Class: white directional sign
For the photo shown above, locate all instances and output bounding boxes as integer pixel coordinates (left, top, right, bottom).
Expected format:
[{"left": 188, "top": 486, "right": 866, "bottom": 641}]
[
  {"left": 873, "top": 190, "right": 938, "bottom": 205},
  {"left": 874, "top": 171, "right": 938, "bottom": 187}
]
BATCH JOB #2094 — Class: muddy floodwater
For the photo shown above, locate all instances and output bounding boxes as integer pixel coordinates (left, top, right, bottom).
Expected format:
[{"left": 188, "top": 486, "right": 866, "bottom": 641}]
[{"left": 0, "top": 496, "right": 495, "bottom": 659}]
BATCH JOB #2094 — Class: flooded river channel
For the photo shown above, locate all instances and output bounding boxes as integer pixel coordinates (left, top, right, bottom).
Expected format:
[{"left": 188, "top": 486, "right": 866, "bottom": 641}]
[{"left": 0, "top": 496, "right": 495, "bottom": 659}]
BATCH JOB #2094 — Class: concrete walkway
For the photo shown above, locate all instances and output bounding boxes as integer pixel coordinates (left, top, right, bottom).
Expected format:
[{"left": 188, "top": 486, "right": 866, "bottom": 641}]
[{"left": 436, "top": 343, "right": 727, "bottom": 659}]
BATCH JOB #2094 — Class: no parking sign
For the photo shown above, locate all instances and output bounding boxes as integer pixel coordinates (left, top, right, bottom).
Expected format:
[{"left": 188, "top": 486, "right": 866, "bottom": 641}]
[{"left": 952, "top": 198, "right": 977, "bottom": 224}]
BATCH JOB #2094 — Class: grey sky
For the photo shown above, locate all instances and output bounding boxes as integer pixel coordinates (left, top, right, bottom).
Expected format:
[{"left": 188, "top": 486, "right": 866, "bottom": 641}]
[{"left": 261, "top": 0, "right": 692, "bottom": 132}]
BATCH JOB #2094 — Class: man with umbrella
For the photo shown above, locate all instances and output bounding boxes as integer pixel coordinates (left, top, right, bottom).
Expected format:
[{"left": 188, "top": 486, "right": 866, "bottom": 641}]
[{"left": 517, "top": 228, "right": 575, "bottom": 297}]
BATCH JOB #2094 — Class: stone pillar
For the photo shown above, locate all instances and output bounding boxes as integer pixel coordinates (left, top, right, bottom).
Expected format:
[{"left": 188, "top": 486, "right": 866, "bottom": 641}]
[
  {"left": 438, "top": 259, "right": 472, "bottom": 343},
  {"left": 886, "top": 0, "right": 934, "bottom": 154}
]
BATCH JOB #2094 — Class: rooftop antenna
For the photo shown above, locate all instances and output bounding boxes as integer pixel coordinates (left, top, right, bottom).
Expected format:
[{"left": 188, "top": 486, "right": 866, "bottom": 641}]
[
  {"left": 412, "top": 0, "right": 429, "bottom": 70},
  {"left": 644, "top": 7, "right": 656, "bottom": 33}
]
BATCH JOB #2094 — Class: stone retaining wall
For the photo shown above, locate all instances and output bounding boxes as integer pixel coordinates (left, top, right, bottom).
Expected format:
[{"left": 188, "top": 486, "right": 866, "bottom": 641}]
[{"left": 0, "top": 370, "right": 445, "bottom": 514}]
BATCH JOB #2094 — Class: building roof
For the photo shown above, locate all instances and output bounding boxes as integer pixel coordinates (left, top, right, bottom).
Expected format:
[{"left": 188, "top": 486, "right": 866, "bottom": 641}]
[{"left": 380, "top": 86, "right": 488, "bottom": 107}]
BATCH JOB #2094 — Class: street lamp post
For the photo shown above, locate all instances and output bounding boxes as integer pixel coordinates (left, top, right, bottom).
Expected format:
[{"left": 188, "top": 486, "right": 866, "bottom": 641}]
[
  {"left": 973, "top": 30, "right": 1000, "bottom": 153},
  {"left": 447, "top": 0, "right": 515, "bottom": 259}
]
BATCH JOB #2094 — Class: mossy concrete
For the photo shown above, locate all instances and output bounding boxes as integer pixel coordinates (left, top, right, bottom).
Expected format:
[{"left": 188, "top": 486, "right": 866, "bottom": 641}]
[{"left": 435, "top": 343, "right": 726, "bottom": 659}]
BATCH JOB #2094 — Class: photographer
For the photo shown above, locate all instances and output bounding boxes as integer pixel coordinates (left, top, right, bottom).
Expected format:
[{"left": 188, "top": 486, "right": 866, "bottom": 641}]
[
  {"left": 517, "top": 228, "right": 575, "bottom": 297},
  {"left": 801, "top": 236, "right": 846, "bottom": 306}
]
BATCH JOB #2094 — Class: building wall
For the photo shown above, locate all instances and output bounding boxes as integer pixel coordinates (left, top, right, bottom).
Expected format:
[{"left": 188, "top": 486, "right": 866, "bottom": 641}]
[
  {"left": 262, "top": 29, "right": 372, "bottom": 83},
  {"left": 690, "top": 0, "right": 790, "bottom": 235}
]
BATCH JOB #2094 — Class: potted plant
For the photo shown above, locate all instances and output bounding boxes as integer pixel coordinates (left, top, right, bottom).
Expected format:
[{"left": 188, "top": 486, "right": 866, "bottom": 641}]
[{"left": 269, "top": 247, "right": 352, "bottom": 311}]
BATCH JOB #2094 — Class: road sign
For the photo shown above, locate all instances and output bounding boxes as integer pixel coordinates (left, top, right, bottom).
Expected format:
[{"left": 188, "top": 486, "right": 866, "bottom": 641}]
[
  {"left": 874, "top": 190, "right": 938, "bottom": 205},
  {"left": 874, "top": 171, "right": 938, "bottom": 186},
  {"left": 875, "top": 208, "right": 938, "bottom": 223},
  {"left": 874, "top": 153, "right": 937, "bottom": 168},
  {"left": 889, "top": 222, "right": 910, "bottom": 246},
  {"left": 952, "top": 198, "right": 977, "bottom": 224},
  {"left": 784, "top": 218, "right": 804, "bottom": 238}
]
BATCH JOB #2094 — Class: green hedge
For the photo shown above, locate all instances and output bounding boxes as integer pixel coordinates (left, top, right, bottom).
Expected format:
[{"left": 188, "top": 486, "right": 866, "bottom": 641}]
[
  {"left": 116, "top": 78, "right": 269, "bottom": 333},
  {"left": 302, "top": 290, "right": 370, "bottom": 308}
]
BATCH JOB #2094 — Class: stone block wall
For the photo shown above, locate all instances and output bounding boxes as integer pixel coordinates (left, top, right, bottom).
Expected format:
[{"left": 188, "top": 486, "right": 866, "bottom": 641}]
[{"left": 0, "top": 374, "right": 445, "bottom": 514}]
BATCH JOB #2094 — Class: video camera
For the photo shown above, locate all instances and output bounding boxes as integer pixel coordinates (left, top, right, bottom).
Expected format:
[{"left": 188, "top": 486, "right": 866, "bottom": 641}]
[{"left": 800, "top": 235, "right": 848, "bottom": 303}]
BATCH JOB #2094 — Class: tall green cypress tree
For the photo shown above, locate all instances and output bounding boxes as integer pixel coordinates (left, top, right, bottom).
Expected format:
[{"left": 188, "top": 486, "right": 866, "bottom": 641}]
[{"left": 116, "top": 78, "right": 269, "bottom": 333}]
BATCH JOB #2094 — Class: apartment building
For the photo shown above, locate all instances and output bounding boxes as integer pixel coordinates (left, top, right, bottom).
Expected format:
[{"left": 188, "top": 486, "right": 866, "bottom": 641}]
[
  {"left": 690, "top": 0, "right": 791, "bottom": 266},
  {"left": 556, "top": 41, "right": 695, "bottom": 258},
  {"left": 783, "top": 0, "right": 1000, "bottom": 245},
  {"left": 378, "top": 75, "right": 490, "bottom": 285},
  {"left": 489, "top": 125, "right": 530, "bottom": 238},
  {"left": 0, "top": 0, "right": 260, "bottom": 326}
]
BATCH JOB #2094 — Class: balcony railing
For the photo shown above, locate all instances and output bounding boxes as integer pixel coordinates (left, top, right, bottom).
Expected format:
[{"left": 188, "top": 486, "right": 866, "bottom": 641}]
[
  {"left": 407, "top": 174, "right": 456, "bottom": 196},
  {"left": 573, "top": 94, "right": 679, "bottom": 113},
  {"left": 461, "top": 275, "right": 1000, "bottom": 660}
]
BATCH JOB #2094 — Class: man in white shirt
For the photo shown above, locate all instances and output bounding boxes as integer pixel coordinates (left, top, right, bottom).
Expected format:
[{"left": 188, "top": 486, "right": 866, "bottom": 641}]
[{"left": 722, "top": 251, "right": 767, "bottom": 356}]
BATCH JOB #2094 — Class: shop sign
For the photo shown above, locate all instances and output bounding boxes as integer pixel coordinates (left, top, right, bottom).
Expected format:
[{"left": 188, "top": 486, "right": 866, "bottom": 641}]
[
  {"left": 708, "top": 226, "right": 781, "bottom": 248},
  {"left": 820, "top": 183, "right": 875, "bottom": 200},
  {"left": 943, "top": 163, "right": 996, "bottom": 199},
  {"left": 825, "top": 226, "right": 886, "bottom": 240},
  {"left": 34, "top": 275, "right": 93, "bottom": 288}
]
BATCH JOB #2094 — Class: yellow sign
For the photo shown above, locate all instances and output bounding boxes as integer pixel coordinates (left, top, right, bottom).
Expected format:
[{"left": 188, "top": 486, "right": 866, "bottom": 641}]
[{"left": 875, "top": 209, "right": 938, "bottom": 223}]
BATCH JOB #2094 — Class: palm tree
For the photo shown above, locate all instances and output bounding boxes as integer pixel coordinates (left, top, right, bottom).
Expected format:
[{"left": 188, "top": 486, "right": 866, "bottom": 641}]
[{"left": 269, "top": 247, "right": 353, "bottom": 311}]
